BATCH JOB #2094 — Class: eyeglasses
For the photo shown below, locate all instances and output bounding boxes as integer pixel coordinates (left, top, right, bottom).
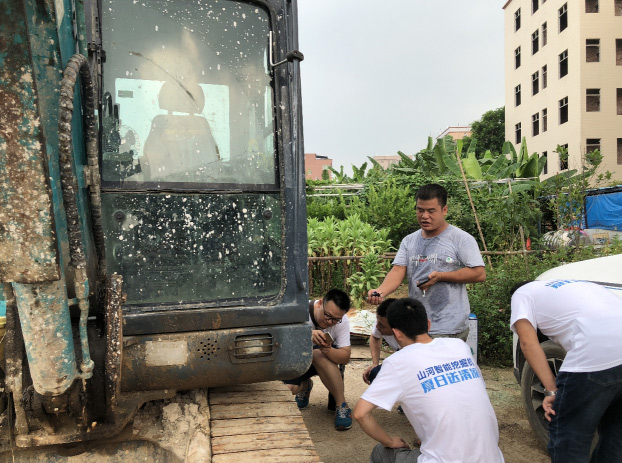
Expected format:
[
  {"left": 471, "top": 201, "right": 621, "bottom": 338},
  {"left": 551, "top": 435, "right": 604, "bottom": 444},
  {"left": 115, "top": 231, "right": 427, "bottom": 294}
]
[{"left": 323, "top": 306, "right": 343, "bottom": 324}]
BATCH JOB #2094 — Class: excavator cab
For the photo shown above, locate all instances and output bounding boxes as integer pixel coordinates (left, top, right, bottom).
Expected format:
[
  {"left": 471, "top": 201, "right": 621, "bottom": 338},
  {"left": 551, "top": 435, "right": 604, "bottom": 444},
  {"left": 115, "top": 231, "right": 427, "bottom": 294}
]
[{"left": 0, "top": 0, "right": 308, "bottom": 452}]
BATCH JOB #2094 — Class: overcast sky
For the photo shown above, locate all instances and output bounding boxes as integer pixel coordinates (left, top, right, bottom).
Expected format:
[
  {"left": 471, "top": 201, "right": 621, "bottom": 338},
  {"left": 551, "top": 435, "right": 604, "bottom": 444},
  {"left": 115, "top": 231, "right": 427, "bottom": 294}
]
[{"left": 297, "top": 0, "right": 505, "bottom": 172}]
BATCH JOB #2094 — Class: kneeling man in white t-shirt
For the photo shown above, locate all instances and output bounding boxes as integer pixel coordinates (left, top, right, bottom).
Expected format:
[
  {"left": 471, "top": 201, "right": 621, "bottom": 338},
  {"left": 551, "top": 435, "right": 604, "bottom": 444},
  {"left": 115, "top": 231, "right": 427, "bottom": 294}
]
[{"left": 354, "top": 298, "right": 504, "bottom": 463}]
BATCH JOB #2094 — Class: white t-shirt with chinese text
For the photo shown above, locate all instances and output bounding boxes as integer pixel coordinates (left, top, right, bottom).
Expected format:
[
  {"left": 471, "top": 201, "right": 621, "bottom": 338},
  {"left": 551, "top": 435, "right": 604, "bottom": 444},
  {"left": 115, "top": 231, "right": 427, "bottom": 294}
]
[
  {"left": 510, "top": 279, "right": 622, "bottom": 373},
  {"left": 361, "top": 338, "right": 504, "bottom": 463}
]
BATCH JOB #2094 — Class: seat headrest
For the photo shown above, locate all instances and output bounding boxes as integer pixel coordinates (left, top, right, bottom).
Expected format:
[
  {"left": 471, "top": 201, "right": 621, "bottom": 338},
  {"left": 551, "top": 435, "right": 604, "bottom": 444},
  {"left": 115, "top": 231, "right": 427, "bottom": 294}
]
[{"left": 158, "top": 81, "right": 205, "bottom": 114}]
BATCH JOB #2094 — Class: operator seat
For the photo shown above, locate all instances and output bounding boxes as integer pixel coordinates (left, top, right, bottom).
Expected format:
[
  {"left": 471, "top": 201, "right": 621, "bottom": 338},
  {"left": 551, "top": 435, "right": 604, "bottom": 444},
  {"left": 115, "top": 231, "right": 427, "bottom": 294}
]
[{"left": 141, "top": 81, "right": 219, "bottom": 181}]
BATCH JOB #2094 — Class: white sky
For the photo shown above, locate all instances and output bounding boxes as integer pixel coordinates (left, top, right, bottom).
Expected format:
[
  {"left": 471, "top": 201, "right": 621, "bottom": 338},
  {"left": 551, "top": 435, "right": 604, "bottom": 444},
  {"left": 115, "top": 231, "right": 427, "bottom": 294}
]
[{"left": 297, "top": 0, "right": 505, "bottom": 173}]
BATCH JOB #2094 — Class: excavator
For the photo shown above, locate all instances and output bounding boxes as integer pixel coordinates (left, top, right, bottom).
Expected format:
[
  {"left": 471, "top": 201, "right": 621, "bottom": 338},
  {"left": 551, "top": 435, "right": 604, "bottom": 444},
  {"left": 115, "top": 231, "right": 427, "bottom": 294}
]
[{"left": 0, "top": 0, "right": 310, "bottom": 459}]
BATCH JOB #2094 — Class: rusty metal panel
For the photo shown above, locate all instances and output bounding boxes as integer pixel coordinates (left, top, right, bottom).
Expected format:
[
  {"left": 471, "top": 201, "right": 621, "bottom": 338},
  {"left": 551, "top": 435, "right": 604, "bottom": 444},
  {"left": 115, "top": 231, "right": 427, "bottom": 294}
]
[{"left": 0, "top": 0, "right": 60, "bottom": 283}]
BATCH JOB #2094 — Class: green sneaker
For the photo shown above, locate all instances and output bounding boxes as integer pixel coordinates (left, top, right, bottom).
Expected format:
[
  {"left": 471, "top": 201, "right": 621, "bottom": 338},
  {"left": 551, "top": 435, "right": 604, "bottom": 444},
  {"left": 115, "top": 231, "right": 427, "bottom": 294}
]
[{"left": 334, "top": 402, "right": 352, "bottom": 431}]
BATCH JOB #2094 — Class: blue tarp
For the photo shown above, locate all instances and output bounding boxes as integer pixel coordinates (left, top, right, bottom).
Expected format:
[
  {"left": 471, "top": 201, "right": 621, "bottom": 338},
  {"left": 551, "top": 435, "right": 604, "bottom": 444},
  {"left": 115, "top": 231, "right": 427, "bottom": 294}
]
[{"left": 585, "top": 190, "right": 622, "bottom": 231}]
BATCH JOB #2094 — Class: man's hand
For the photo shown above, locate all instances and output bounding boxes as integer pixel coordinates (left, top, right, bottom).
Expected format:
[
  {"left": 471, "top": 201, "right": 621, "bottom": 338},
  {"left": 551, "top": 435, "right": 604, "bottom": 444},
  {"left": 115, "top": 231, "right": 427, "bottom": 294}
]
[
  {"left": 543, "top": 395, "right": 556, "bottom": 422},
  {"left": 362, "top": 364, "right": 378, "bottom": 385},
  {"left": 312, "top": 329, "right": 330, "bottom": 348},
  {"left": 367, "top": 289, "right": 383, "bottom": 305},
  {"left": 386, "top": 436, "right": 410, "bottom": 449}
]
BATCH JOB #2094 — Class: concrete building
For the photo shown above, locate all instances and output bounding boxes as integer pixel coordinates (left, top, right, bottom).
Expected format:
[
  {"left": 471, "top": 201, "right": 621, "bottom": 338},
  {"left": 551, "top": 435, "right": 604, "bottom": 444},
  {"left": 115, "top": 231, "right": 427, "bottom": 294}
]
[
  {"left": 304, "top": 153, "right": 332, "bottom": 180},
  {"left": 436, "top": 126, "right": 472, "bottom": 141},
  {"left": 372, "top": 155, "right": 405, "bottom": 169},
  {"left": 504, "top": 0, "right": 622, "bottom": 181}
]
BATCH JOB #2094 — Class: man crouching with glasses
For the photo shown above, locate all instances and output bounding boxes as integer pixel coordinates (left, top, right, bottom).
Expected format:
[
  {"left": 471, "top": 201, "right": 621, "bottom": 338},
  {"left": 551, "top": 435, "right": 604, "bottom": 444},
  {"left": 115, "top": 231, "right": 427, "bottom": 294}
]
[{"left": 283, "top": 289, "right": 352, "bottom": 430}]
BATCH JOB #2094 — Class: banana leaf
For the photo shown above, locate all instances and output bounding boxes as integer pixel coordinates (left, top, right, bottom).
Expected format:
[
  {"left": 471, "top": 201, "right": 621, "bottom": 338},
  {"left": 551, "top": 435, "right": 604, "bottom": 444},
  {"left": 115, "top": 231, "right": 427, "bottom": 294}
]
[
  {"left": 466, "top": 138, "right": 477, "bottom": 155},
  {"left": 502, "top": 141, "right": 517, "bottom": 164},
  {"left": 501, "top": 181, "right": 537, "bottom": 196},
  {"left": 397, "top": 151, "right": 417, "bottom": 168},
  {"left": 461, "top": 152, "right": 483, "bottom": 179},
  {"left": 485, "top": 153, "right": 510, "bottom": 178},
  {"left": 519, "top": 137, "right": 530, "bottom": 165},
  {"left": 517, "top": 152, "right": 539, "bottom": 178},
  {"left": 537, "top": 153, "right": 547, "bottom": 175}
]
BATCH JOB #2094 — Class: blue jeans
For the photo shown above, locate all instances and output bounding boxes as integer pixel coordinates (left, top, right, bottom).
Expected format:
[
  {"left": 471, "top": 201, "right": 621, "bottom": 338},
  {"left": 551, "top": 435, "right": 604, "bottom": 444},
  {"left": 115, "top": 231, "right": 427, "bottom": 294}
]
[{"left": 548, "top": 363, "right": 622, "bottom": 463}]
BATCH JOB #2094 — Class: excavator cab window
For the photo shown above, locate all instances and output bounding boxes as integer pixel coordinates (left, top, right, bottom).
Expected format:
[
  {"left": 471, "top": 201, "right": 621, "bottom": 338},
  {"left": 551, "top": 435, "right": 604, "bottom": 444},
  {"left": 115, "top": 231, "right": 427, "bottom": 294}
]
[
  {"left": 98, "top": 1, "right": 284, "bottom": 306},
  {"left": 100, "top": 0, "right": 276, "bottom": 188}
]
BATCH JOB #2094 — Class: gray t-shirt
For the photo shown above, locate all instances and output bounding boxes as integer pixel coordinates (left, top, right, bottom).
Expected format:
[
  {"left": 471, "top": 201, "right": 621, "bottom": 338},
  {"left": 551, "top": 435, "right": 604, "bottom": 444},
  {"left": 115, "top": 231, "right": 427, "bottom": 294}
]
[{"left": 393, "top": 225, "right": 484, "bottom": 335}]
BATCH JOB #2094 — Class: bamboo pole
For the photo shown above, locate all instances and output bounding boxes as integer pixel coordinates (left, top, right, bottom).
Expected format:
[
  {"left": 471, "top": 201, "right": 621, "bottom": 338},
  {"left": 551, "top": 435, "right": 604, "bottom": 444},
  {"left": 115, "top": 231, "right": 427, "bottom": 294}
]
[
  {"left": 455, "top": 150, "right": 493, "bottom": 270},
  {"left": 507, "top": 180, "right": 529, "bottom": 270}
]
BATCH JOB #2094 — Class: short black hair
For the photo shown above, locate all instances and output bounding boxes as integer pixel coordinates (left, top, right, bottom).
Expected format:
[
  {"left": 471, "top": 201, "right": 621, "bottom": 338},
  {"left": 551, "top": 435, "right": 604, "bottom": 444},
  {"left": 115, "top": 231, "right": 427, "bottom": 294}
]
[
  {"left": 376, "top": 298, "right": 397, "bottom": 318},
  {"left": 324, "top": 289, "right": 351, "bottom": 313},
  {"left": 416, "top": 183, "right": 447, "bottom": 208},
  {"left": 386, "top": 298, "right": 428, "bottom": 339},
  {"left": 510, "top": 280, "right": 534, "bottom": 296}
]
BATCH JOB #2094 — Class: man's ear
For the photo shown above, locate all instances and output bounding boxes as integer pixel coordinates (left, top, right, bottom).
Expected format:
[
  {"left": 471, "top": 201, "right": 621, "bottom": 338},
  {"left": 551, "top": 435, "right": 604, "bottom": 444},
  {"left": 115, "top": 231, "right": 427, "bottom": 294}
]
[{"left": 392, "top": 328, "right": 404, "bottom": 342}]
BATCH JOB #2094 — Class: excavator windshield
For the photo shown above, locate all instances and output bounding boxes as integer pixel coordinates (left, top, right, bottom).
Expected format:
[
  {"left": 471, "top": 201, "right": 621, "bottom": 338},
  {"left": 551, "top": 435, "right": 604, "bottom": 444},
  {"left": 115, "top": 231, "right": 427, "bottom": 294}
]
[
  {"left": 101, "top": 0, "right": 276, "bottom": 188},
  {"left": 98, "top": 0, "right": 285, "bottom": 306}
]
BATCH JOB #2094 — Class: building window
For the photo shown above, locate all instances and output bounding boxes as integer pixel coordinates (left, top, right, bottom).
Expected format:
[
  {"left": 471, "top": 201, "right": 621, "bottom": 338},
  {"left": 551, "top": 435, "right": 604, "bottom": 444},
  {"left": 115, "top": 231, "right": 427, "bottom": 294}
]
[
  {"left": 617, "top": 88, "right": 622, "bottom": 115},
  {"left": 542, "top": 151, "right": 548, "bottom": 174},
  {"left": 586, "top": 0, "right": 598, "bottom": 13},
  {"left": 515, "top": 8, "right": 521, "bottom": 31},
  {"left": 515, "top": 123, "right": 522, "bottom": 144},
  {"left": 515, "top": 84, "right": 522, "bottom": 107},
  {"left": 532, "top": 30, "right": 540, "bottom": 55},
  {"left": 586, "top": 139, "right": 601, "bottom": 157},
  {"left": 559, "top": 97, "right": 569, "bottom": 124},
  {"left": 533, "top": 0, "right": 539, "bottom": 13},
  {"left": 559, "top": 144, "right": 569, "bottom": 170},
  {"left": 618, "top": 139, "right": 622, "bottom": 164},
  {"left": 559, "top": 50, "right": 569, "bottom": 78},
  {"left": 586, "top": 88, "right": 600, "bottom": 112},
  {"left": 532, "top": 71, "right": 540, "bottom": 95},
  {"left": 586, "top": 39, "right": 600, "bottom": 62},
  {"left": 559, "top": 4, "right": 568, "bottom": 32},
  {"left": 542, "top": 108, "right": 548, "bottom": 132},
  {"left": 617, "top": 39, "right": 622, "bottom": 65},
  {"left": 515, "top": 46, "right": 521, "bottom": 69},
  {"left": 542, "top": 22, "right": 548, "bottom": 46},
  {"left": 532, "top": 113, "right": 540, "bottom": 136},
  {"left": 616, "top": 0, "right": 622, "bottom": 16},
  {"left": 542, "top": 65, "right": 548, "bottom": 89}
]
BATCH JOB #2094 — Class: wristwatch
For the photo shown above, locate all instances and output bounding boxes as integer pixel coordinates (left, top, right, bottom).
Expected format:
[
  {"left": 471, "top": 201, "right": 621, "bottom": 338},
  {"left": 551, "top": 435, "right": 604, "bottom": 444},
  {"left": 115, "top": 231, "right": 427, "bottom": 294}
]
[{"left": 544, "top": 389, "right": 557, "bottom": 397}]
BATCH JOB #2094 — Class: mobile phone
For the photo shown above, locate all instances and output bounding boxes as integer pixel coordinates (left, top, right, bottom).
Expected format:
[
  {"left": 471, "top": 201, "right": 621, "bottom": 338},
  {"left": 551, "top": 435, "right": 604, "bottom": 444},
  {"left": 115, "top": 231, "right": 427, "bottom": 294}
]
[
  {"left": 323, "top": 332, "right": 334, "bottom": 345},
  {"left": 371, "top": 291, "right": 381, "bottom": 297},
  {"left": 417, "top": 278, "right": 430, "bottom": 287}
]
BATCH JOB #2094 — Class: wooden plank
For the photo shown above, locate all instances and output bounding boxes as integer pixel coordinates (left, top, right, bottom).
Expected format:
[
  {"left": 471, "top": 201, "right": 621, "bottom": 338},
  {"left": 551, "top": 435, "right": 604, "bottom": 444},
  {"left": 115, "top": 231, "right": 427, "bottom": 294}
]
[
  {"left": 213, "top": 449, "right": 322, "bottom": 463},
  {"left": 209, "top": 390, "right": 293, "bottom": 405},
  {"left": 212, "top": 431, "right": 314, "bottom": 454},
  {"left": 210, "top": 381, "right": 288, "bottom": 394},
  {"left": 210, "top": 401, "right": 300, "bottom": 420},
  {"left": 211, "top": 416, "right": 307, "bottom": 437},
  {"left": 209, "top": 381, "right": 322, "bottom": 462}
]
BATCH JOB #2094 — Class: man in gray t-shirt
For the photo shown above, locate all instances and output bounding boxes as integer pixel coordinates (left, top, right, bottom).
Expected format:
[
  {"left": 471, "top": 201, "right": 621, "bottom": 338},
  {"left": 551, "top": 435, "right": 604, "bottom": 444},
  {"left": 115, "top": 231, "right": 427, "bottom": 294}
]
[{"left": 368, "top": 183, "right": 485, "bottom": 339}]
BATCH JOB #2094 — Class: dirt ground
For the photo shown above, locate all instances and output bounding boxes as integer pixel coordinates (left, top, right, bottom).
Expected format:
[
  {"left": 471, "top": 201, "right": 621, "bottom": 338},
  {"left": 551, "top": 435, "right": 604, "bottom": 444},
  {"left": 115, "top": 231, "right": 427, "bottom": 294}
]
[{"left": 300, "top": 342, "right": 550, "bottom": 463}]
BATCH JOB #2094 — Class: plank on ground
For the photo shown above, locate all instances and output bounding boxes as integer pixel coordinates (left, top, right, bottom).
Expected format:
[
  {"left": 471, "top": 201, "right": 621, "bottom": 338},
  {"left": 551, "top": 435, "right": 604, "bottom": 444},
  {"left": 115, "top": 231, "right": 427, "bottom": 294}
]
[
  {"left": 209, "top": 381, "right": 288, "bottom": 394},
  {"left": 212, "top": 431, "right": 314, "bottom": 454},
  {"left": 211, "top": 415, "right": 307, "bottom": 437},
  {"left": 209, "top": 390, "right": 293, "bottom": 405},
  {"left": 210, "top": 401, "right": 300, "bottom": 420},
  {"left": 213, "top": 449, "right": 321, "bottom": 463}
]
